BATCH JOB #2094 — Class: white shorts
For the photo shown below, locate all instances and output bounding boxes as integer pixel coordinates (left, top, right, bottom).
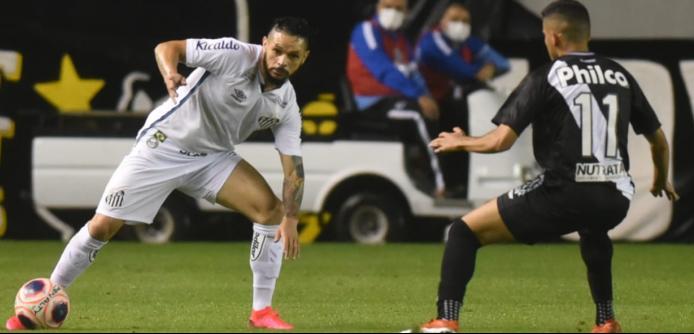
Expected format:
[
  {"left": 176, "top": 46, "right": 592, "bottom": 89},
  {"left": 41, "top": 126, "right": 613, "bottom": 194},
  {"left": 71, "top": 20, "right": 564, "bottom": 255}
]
[{"left": 96, "top": 131, "right": 241, "bottom": 224}]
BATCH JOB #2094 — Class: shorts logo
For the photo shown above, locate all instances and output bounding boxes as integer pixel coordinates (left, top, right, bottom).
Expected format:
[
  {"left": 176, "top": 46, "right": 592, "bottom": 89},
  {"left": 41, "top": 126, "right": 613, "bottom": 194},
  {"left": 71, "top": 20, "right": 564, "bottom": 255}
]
[
  {"left": 250, "top": 232, "right": 266, "bottom": 261},
  {"left": 104, "top": 190, "right": 125, "bottom": 208},
  {"left": 257, "top": 116, "right": 279, "bottom": 129},
  {"left": 147, "top": 130, "right": 167, "bottom": 148},
  {"left": 508, "top": 174, "right": 544, "bottom": 199},
  {"left": 232, "top": 88, "right": 247, "bottom": 103}
]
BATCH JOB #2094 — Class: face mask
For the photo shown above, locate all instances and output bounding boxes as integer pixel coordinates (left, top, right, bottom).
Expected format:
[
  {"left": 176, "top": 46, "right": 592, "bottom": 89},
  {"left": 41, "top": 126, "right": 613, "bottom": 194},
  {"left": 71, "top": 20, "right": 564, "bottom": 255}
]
[
  {"left": 378, "top": 8, "right": 406, "bottom": 31},
  {"left": 444, "top": 21, "right": 471, "bottom": 42}
]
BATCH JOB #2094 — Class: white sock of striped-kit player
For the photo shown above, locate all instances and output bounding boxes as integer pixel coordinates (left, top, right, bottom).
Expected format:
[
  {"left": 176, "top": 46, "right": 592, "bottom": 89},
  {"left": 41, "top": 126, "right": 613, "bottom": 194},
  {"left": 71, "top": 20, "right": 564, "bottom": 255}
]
[
  {"left": 49, "top": 222, "right": 285, "bottom": 312},
  {"left": 249, "top": 223, "right": 284, "bottom": 311},
  {"left": 50, "top": 223, "right": 107, "bottom": 288}
]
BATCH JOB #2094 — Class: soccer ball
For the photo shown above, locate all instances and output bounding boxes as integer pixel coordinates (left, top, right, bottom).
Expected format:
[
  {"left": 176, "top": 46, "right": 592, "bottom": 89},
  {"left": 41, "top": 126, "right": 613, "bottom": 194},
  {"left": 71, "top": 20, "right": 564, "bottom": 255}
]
[{"left": 14, "top": 278, "right": 70, "bottom": 329}]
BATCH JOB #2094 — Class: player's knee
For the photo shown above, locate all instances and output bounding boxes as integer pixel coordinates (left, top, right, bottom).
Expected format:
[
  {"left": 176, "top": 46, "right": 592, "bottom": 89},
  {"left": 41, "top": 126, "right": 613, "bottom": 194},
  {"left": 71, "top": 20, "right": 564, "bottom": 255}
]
[
  {"left": 88, "top": 215, "right": 125, "bottom": 241},
  {"left": 252, "top": 197, "right": 284, "bottom": 226},
  {"left": 448, "top": 220, "right": 481, "bottom": 248}
]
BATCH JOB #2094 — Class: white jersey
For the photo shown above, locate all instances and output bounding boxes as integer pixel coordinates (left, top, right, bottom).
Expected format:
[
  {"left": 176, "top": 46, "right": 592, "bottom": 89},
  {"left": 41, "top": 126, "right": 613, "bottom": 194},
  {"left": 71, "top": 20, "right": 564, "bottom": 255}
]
[{"left": 136, "top": 37, "right": 302, "bottom": 156}]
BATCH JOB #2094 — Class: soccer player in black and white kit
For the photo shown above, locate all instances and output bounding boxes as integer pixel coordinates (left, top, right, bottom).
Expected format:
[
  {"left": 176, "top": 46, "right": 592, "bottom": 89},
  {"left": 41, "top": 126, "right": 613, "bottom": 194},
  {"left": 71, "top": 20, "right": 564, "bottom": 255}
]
[
  {"left": 6, "top": 18, "right": 311, "bottom": 331},
  {"left": 416, "top": 1, "right": 679, "bottom": 333}
]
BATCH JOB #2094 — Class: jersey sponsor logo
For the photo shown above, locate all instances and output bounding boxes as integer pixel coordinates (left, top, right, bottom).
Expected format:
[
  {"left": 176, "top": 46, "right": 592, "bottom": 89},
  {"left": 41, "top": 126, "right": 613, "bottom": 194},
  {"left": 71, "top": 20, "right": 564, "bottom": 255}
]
[
  {"left": 104, "top": 190, "right": 125, "bottom": 208},
  {"left": 231, "top": 88, "right": 247, "bottom": 103},
  {"left": 556, "top": 64, "right": 629, "bottom": 88},
  {"left": 250, "top": 232, "right": 267, "bottom": 261},
  {"left": 178, "top": 150, "right": 207, "bottom": 157},
  {"left": 575, "top": 162, "right": 628, "bottom": 182},
  {"left": 257, "top": 116, "right": 279, "bottom": 129},
  {"left": 146, "top": 130, "right": 167, "bottom": 148},
  {"left": 195, "top": 40, "right": 240, "bottom": 51}
]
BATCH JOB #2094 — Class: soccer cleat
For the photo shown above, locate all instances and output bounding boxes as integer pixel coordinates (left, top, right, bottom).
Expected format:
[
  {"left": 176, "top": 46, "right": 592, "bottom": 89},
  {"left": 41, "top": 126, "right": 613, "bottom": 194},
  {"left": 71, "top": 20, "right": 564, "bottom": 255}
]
[
  {"left": 6, "top": 315, "right": 26, "bottom": 331},
  {"left": 248, "top": 307, "right": 294, "bottom": 330},
  {"left": 419, "top": 319, "right": 459, "bottom": 333},
  {"left": 592, "top": 319, "right": 622, "bottom": 333}
]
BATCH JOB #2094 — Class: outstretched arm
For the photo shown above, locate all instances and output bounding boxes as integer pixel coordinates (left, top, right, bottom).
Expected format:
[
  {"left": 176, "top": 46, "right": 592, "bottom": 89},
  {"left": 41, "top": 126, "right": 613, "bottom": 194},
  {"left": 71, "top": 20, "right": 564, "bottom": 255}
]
[
  {"left": 430, "top": 124, "right": 518, "bottom": 154},
  {"left": 644, "top": 128, "right": 679, "bottom": 200},
  {"left": 276, "top": 153, "right": 305, "bottom": 259},
  {"left": 154, "top": 40, "right": 187, "bottom": 103}
]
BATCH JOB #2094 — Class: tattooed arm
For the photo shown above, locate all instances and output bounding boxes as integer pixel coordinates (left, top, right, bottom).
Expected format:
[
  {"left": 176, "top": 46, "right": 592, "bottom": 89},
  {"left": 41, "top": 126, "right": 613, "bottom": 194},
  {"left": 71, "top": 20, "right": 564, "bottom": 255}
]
[
  {"left": 281, "top": 154, "right": 305, "bottom": 219},
  {"left": 275, "top": 154, "right": 305, "bottom": 259}
]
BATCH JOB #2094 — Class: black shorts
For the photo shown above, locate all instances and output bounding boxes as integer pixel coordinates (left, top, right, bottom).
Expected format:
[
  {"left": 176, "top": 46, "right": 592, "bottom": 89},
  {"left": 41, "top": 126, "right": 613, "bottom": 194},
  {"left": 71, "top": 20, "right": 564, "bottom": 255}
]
[{"left": 497, "top": 175, "right": 631, "bottom": 244}]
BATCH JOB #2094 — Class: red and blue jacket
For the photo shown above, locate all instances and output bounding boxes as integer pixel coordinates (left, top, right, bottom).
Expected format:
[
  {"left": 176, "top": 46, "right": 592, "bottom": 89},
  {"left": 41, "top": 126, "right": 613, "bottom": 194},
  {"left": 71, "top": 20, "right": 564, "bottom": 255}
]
[
  {"left": 347, "top": 18, "right": 428, "bottom": 110},
  {"left": 417, "top": 27, "right": 510, "bottom": 100}
]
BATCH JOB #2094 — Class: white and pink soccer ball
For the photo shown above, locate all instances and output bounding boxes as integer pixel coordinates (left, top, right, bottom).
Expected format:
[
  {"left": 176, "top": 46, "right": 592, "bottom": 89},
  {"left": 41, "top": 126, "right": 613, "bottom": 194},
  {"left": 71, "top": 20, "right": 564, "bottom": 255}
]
[{"left": 14, "top": 278, "right": 70, "bottom": 329}]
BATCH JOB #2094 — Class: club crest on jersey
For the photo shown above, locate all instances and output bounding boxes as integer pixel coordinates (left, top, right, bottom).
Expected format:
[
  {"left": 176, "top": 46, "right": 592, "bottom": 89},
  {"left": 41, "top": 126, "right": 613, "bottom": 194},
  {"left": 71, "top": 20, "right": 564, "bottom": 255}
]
[
  {"left": 556, "top": 64, "right": 629, "bottom": 88},
  {"left": 104, "top": 190, "right": 125, "bottom": 208},
  {"left": 232, "top": 88, "right": 247, "bottom": 103},
  {"left": 258, "top": 116, "right": 279, "bottom": 129}
]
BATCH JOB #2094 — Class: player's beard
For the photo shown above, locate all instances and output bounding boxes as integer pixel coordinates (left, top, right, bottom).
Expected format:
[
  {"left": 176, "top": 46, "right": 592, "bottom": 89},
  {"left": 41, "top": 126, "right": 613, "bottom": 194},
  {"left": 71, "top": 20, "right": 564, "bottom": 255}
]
[{"left": 263, "top": 56, "right": 289, "bottom": 87}]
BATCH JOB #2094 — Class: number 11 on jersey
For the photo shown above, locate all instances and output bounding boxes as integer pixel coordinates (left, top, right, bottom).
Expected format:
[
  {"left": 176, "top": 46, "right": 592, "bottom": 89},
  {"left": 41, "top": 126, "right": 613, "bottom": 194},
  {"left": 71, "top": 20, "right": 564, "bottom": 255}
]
[{"left": 574, "top": 93, "right": 619, "bottom": 158}]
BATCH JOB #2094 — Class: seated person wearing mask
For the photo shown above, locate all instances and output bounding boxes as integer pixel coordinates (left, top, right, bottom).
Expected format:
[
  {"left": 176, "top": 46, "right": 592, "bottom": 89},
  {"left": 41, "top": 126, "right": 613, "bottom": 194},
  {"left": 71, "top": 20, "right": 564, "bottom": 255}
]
[
  {"left": 417, "top": 1, "right": 510, "bottom": 196},
  {"left": 347, "top": 0, "right": 446, "bottom": 197}
]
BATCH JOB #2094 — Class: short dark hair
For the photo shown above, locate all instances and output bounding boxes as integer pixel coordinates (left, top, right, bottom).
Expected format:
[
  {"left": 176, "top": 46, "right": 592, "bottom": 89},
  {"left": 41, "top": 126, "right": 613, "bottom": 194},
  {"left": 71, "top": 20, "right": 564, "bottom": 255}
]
[
  {"left": 269, "top": 17, "right": 312, "bottom": 49},
  {"left": 541, "top": 0, "right": 591, "bottom": 42}
]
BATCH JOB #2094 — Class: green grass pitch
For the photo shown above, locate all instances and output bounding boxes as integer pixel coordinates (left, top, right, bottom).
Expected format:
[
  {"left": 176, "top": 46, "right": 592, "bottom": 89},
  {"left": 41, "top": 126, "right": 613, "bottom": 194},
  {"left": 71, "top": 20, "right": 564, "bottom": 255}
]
[{"left": 1, "top": 241, "right": 692, "bottom": 332}]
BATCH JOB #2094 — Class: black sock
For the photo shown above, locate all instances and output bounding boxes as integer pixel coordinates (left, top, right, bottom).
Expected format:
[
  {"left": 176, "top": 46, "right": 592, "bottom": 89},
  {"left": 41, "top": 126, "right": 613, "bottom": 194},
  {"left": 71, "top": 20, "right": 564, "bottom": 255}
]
[
  {"left": 437, "top": 220, "right": 481, "bottom": 321},
  {"left": 579, "top": 230, "right": 615, "bottom": 325},
  {"left": 596, "top": 300, "right": 615, "bottom": 325},
  {"left": 437, "top": 299, "right": 461, "bottom": 322}
]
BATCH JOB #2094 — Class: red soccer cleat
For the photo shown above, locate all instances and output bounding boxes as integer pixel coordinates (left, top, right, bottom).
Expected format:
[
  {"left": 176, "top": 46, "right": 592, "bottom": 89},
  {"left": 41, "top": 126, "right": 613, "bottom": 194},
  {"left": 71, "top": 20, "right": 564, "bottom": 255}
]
[
  {"left": 419, "top": 318, "right": 459, "bottom": 333},
  {"left": 592, "top": 319, "right": 622, "bottom": 333},
  {"left": 248, "top": 307, "right": 294, "bottom": 330},
  {"left": 6, "top": 315, "right": 27, "bottom": 331}
]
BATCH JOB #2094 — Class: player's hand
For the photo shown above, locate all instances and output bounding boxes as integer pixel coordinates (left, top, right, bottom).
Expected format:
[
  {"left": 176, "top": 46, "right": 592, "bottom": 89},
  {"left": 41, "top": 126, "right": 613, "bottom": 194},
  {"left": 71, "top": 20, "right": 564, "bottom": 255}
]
[
  {"left": 430, "top": 127, "right": 465, "bottom": 154},
  {"left": 163, "top": 72, "right": 187, "bottom": 103},
  {"left": 651, "top": 181, "right": 679, "bottom": 201},
  {"left": 418, "top": 95, "right": 440, "bottom": 121},
  {"left": 275, "top": 216, "right": 300, "bottom": 260}
]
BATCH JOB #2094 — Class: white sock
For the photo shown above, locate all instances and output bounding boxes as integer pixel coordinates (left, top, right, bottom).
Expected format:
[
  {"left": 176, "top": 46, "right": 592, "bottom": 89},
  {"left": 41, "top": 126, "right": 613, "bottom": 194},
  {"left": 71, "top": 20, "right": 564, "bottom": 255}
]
[
  {"left": 250, "top": 223, "right": 283, "bottom": 311},
  {"left": 50, "top": 223, "right": 107, "bottom": 288}
]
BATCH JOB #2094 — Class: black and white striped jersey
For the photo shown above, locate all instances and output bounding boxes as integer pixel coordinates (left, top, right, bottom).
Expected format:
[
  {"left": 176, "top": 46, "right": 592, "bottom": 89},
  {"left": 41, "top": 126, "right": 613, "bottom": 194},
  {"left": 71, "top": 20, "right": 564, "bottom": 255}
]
[{"left": 492, "top": 52, "right": 661, "bottom": 199}]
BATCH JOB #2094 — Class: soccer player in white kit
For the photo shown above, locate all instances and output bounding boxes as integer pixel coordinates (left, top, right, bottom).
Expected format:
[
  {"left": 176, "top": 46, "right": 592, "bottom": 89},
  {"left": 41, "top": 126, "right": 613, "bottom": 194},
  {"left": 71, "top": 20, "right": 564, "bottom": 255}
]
[{"left": 6, "top": 17, "right": 311, "bottom": 331}]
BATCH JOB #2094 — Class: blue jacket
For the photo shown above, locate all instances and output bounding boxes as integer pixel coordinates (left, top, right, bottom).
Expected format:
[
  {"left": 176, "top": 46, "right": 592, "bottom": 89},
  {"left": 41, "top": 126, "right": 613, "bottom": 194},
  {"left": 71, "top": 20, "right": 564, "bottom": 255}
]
[
  {"left": 417, "top": 28, "right": 509, "bottom": 100},
  {"left": 347, "top": 18, "right": 429, "bottom": 110}
]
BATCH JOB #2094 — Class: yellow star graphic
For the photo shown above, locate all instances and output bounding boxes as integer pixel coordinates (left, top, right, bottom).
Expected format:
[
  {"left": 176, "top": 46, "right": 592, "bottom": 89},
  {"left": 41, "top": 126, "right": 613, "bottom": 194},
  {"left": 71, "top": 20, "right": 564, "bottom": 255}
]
[{"left": 34, "top": 54, "right": 105, "bottom": 113}]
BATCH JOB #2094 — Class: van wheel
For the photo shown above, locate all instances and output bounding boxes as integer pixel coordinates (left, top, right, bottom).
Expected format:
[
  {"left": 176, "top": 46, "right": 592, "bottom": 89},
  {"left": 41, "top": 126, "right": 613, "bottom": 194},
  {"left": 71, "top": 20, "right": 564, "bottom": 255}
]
[
  {"left": 133, "top": 196, "right": 191, "bottom": 244},
  {"left": 334, "top": 193, "right": 408, "bottom": 244}
]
